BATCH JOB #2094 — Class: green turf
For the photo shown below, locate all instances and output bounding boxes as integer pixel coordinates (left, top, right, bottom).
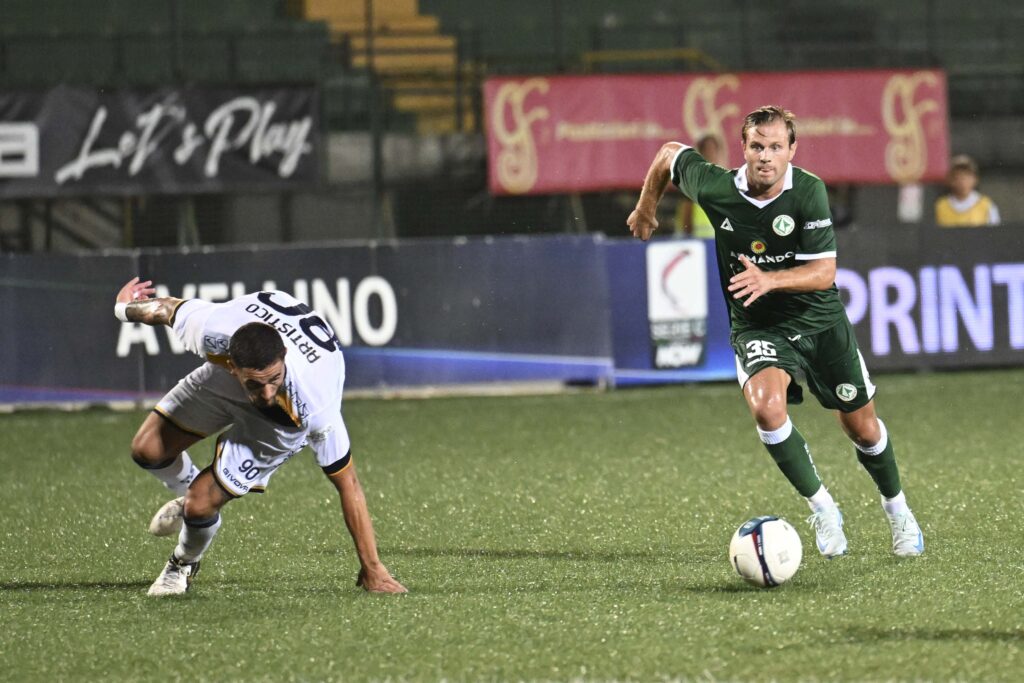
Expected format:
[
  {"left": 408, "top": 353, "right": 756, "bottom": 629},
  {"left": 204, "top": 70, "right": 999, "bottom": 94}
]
[{"left": 2, "top": 368, "right": 1023, "bottom": 681}]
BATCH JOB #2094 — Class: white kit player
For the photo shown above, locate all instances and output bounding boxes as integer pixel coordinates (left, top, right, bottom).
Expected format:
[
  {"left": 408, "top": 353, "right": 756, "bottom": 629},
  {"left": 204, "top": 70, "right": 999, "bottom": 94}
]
[{"left": 114, "top": 277, "right": 406, "bottom": 596}]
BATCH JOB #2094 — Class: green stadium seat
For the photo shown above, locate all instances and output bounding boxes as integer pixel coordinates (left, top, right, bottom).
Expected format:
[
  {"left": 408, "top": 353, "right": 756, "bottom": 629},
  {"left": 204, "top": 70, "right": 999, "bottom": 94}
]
[
  {"left": 235, "top": 24, "right": 329, "bottom": 84},
  {"left": 179, "top": 0, "right": 280, "bottom": 31},
  {"left": 323, "top": 71, "right": 375, "bottom": 130},
  {"left": 120, "top": 32, "right": 176, "bottom": 86},
  {"left": 179, "top": 32, "right": 234, "bottom": 84},
  {"left": 4, "top": 35, "right": 118, "bottom": 86}
]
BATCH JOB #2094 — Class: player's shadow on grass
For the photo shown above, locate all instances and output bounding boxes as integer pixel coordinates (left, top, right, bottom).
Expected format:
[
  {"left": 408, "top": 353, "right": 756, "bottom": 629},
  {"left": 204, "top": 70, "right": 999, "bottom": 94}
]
[
  {"left": 845, "top": 626, "right": 1024, "bottom": 644},
  {"left": 382, "top": 546, "right": 679, "bottom": 563},
  {"left": 0, "top": 580, "right": 151, "bottom": 592},
  {"left": 679, "top": 576, "right": 831, "bottom": 595},
  {"left": 679, "top": 582, "right": 762, "bottom": 594}
]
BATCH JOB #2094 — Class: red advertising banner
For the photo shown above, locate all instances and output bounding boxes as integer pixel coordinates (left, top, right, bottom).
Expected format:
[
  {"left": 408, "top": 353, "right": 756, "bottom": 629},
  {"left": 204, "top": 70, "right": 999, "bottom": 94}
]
[{"left": 485, "top": 70, "right": 949, "bottom": 195}]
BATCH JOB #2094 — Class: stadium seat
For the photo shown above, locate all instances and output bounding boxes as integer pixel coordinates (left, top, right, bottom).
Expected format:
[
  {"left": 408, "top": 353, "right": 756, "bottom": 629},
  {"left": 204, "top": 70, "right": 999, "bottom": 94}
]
[
  {"left": 3, "top": 35, "right": 118, "bottom": 86},
  {"left": 120, "top": 32, "right": 176, "bottom": 86},
  {"left": 235, "top": 23, "right": 329, "bottom": 84},
  {"left": 179, "top": 33, "right": 235, "bottom": 84},
  {"left": 179, "top": 0, "right": 279, "bottom": 30}
]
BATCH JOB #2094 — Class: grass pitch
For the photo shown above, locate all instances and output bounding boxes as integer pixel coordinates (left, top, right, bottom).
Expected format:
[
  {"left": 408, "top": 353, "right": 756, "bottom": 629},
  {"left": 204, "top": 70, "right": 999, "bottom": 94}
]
[{"left": 2, "top": 368, "right": 1023, "bottom": 682}]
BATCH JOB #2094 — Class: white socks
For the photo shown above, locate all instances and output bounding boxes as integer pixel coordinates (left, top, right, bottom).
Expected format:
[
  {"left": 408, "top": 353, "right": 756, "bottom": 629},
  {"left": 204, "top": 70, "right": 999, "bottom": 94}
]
[
  {"left": 853, "top": 419, "right": 889, "bottom": 457},
  {"left": 806, "top": 485, "right": 836, "bottom": 513},
  {"left": 148, "top": 452, "right": 200, "bottom": 495},
  {"left": 757, "top": 417, "right": 793, "bottom": 445},
  {"left": 882, "top": 490, "right": 909, "bottom": 515},
  {"left": 175, "top": 514, "right": 222, "bottom": 563},
  {"left": 808, "top": 487, "right": 909, "bottom": 515}
]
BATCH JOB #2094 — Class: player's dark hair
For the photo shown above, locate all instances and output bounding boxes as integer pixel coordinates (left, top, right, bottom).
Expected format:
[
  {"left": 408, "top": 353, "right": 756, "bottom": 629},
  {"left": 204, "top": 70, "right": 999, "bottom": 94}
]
[
  {"left": 695, "top": 133, "right": 723, "bottom": 159},
  {"left": 742, "top": 106, "right": 797, "bottom": 146},
  {"left": 949, "top": 154, "right": 978, "bottom": 176},
  {"left": 229, "top": 322, "right": 285, "bottom": 370}
]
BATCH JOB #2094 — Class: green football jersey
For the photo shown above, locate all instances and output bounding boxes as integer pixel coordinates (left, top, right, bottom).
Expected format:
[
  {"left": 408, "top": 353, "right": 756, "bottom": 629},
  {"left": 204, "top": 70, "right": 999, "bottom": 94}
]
[{"left": 672, "top": 147, "right": 847, "bottom": 337}]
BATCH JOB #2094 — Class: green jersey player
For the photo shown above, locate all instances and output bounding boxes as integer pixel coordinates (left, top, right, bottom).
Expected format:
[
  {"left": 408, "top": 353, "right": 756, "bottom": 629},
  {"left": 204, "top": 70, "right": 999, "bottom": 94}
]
[{"left": 627, "top": 106, "right": 923, "bottom": 558}]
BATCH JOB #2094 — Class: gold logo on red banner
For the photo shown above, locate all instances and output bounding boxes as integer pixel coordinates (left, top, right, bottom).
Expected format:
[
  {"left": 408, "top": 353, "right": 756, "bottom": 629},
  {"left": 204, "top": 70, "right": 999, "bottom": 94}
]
[
  {"left": 682, "top": 75, "right": 740, "bottom": 166},
  {"left": 491, "top": 79, "right": 550, "bottom": 194},
  {"left": 882, "top": 72, "right": 941, "bottom": 183}
]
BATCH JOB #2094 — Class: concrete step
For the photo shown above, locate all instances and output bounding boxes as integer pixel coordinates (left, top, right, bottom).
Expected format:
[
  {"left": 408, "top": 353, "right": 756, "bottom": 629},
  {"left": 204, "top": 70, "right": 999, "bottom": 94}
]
[
  {"left": 327, "top": 15, "right": 440, "bottom": 34},
  {"left": 351, "top": 51, "right": 456, "bottom": 72},
  {"left": 346, "top": 33, "right": 456, "bottom": 52},
  {"left": 303, "top": 0, "right": 419, "bottom": 20}
]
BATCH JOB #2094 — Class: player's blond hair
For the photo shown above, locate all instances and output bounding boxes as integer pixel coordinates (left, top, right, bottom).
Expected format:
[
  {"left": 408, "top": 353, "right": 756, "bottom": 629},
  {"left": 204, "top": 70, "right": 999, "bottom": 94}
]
[{"left": 741, "top": 106, "right": 797, "bottom": 146}]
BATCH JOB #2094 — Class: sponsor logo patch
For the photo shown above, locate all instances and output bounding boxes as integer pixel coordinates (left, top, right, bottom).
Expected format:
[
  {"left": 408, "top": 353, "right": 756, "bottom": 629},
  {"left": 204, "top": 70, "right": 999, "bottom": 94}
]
[
  {"left": 772, "top": 214, "right": 795, "bottom": 236},
  {"left": 804, "top": 218, "right": 832, "bottom": 230},
  {"left": 751, "top": 240, "right": 767, "bottom": 254},
  {"left": 836, "top": 383, "right": 858, "bottom": 402}
]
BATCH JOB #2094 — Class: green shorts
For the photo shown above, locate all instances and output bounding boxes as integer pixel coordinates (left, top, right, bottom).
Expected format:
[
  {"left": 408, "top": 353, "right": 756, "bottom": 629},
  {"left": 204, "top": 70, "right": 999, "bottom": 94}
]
[{"left": 731, "top": 318, "right": 876, "bottom": 412}]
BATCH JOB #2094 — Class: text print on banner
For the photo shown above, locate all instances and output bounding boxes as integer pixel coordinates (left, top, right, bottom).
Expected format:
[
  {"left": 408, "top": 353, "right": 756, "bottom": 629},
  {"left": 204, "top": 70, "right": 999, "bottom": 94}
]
[
  {"left": 485, "top": 69, "right": 948, "bottom": 194},
  {"left": 646, "top": 240, "right": 708, "bottom": 369},
  {"left": 56, "top": 96, "right": 312, "bottom": 184}
]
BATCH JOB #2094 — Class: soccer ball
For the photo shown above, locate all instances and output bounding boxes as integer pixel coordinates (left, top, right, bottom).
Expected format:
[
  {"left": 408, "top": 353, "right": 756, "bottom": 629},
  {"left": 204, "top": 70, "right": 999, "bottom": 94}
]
[{"left": 729, "top": 516, "right": 803, "bottom": 588}]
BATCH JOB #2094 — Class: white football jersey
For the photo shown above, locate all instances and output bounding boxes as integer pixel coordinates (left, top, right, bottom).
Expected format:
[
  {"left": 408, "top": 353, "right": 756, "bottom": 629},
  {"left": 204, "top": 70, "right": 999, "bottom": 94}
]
[{"left": 170, "top": 290, "right": 349, "bottom": 467}]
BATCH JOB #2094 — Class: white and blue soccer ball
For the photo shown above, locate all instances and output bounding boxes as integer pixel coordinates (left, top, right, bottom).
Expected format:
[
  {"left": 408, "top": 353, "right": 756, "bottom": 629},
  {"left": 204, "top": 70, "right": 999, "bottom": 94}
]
[{"left": 729, "top": 516, "right": 803, "bottom": 588}]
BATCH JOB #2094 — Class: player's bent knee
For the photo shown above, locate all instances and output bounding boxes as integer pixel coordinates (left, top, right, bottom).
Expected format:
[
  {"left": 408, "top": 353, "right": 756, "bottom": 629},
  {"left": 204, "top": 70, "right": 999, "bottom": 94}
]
[
  {"left": 750, "top": 399, "right": 788, "bottom": 430},
  {"left": 182, "top": 493, "right": 219, "bottom": 521},
  {"left": 182, "top": 470, "right": 230, "bottom": 519},
  {"left": 130, "top": 430, "right": 170, "bottom": 467}
]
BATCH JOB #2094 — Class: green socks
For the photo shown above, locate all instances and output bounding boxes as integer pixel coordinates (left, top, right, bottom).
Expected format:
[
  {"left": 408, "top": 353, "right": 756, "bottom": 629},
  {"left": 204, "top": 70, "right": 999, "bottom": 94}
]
[
  {"left": 757, "top": 418, "right": 822, "bottom": 497},
  {"left": 854, "top": 419, "right": 902, "bottom": 498},
  {"left": 758, "top": 417, "right": 903, "bottom": 499}
]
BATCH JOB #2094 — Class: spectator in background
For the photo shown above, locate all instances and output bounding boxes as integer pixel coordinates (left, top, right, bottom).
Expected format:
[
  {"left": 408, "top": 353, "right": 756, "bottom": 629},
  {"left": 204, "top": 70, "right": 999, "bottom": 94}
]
[
  {"left": 935, "top": 154, "right": 1000, "bottom": 227},
  {"left": 674, "top": 133, "right": 724, "bottom": 238}
]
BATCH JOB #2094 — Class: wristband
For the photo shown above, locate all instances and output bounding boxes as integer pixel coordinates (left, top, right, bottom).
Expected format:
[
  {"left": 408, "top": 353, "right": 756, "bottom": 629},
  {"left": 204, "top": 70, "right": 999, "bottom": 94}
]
[{"left": 114, "top": 302, "right": 129, "bottom": 322}]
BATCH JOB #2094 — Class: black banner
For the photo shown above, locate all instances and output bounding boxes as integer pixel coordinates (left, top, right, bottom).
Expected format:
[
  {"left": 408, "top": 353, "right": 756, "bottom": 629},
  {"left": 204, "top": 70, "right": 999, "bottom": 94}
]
[{"left": 0, "top": 85, "right": 319, "bottom": 197}]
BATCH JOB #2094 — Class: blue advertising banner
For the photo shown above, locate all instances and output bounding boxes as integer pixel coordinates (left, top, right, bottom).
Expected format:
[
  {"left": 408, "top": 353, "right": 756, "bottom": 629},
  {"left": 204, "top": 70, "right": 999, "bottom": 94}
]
[
  {"left": 1, "top": 228, "right": 1020, "bottom": 406},
  {"left": 1, "top": 236, "right": 616, "bottom": 402},
  {"left": 604, "top": 239, "right": 735, "bottom": 386}
]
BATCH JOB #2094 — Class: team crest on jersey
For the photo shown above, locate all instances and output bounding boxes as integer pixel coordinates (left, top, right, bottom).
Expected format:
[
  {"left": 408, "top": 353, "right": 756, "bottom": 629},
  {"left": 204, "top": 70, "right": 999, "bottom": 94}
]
[
  {"left": 750, "top": 240, "right": 767, "bottom": 254},
  {"left": 835, "top": 383, "right": 858, "bottom": 402},
  {"left": 772, "top": 215, "right": 795, "bottom": 236}
]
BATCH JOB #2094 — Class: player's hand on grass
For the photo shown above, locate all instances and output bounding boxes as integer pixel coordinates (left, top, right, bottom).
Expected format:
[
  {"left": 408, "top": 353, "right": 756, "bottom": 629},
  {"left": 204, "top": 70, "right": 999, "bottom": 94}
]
[
  {"left": 627, "top": 208, "right": 658, "bottom": 241},
  {"left": 357, "top": 565, "right": 407, "bottom": 594},
  {"left": 116, "top": 276, "right": 156, "bottom": 304},
  {"left": 728, "top": 255, "right": 773, "bottom": 307}
]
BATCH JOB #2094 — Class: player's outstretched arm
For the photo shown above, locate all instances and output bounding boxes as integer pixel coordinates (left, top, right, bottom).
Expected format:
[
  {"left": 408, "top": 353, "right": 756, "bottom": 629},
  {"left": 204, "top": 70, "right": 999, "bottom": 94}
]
[
  {"left": 628, "top": 141, "right": 685, "bottom": 241},
  {"left": 114, "top": 276, "right": 182, "bottom": 326},
  {"left": 327, "top": 463, "right": 407, "bottom": 594}
]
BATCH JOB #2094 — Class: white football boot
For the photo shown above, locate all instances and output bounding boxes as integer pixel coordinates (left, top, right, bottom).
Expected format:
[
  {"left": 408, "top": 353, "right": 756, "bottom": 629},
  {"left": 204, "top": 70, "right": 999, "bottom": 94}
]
[
  {"left": 887, "top": 509, "right": 925, "bottom": 557},
  {"left": 149, "top": 497, "right": 185, "bottom": 537},
  {"left": 147, "top": 554, "right": 200, "bottom": 596},
  {"left": 807, "top": 505, "right": 848, "bottom": 558}
]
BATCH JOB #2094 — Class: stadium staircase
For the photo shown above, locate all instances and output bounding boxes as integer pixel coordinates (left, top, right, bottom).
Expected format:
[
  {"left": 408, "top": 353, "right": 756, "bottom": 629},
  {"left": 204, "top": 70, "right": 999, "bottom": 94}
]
[{"left": 300, "top": 0, "right": 474, "bottom": 134}]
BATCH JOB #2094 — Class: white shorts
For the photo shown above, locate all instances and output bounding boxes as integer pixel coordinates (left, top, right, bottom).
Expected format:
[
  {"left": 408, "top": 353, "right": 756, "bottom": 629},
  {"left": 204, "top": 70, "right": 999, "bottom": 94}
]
[
  {"left": 209, "top": 428, "right": 299, "bottom": 496},
  {"left": 155, "top": 363, "right": 340, "bottom": 497}
]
